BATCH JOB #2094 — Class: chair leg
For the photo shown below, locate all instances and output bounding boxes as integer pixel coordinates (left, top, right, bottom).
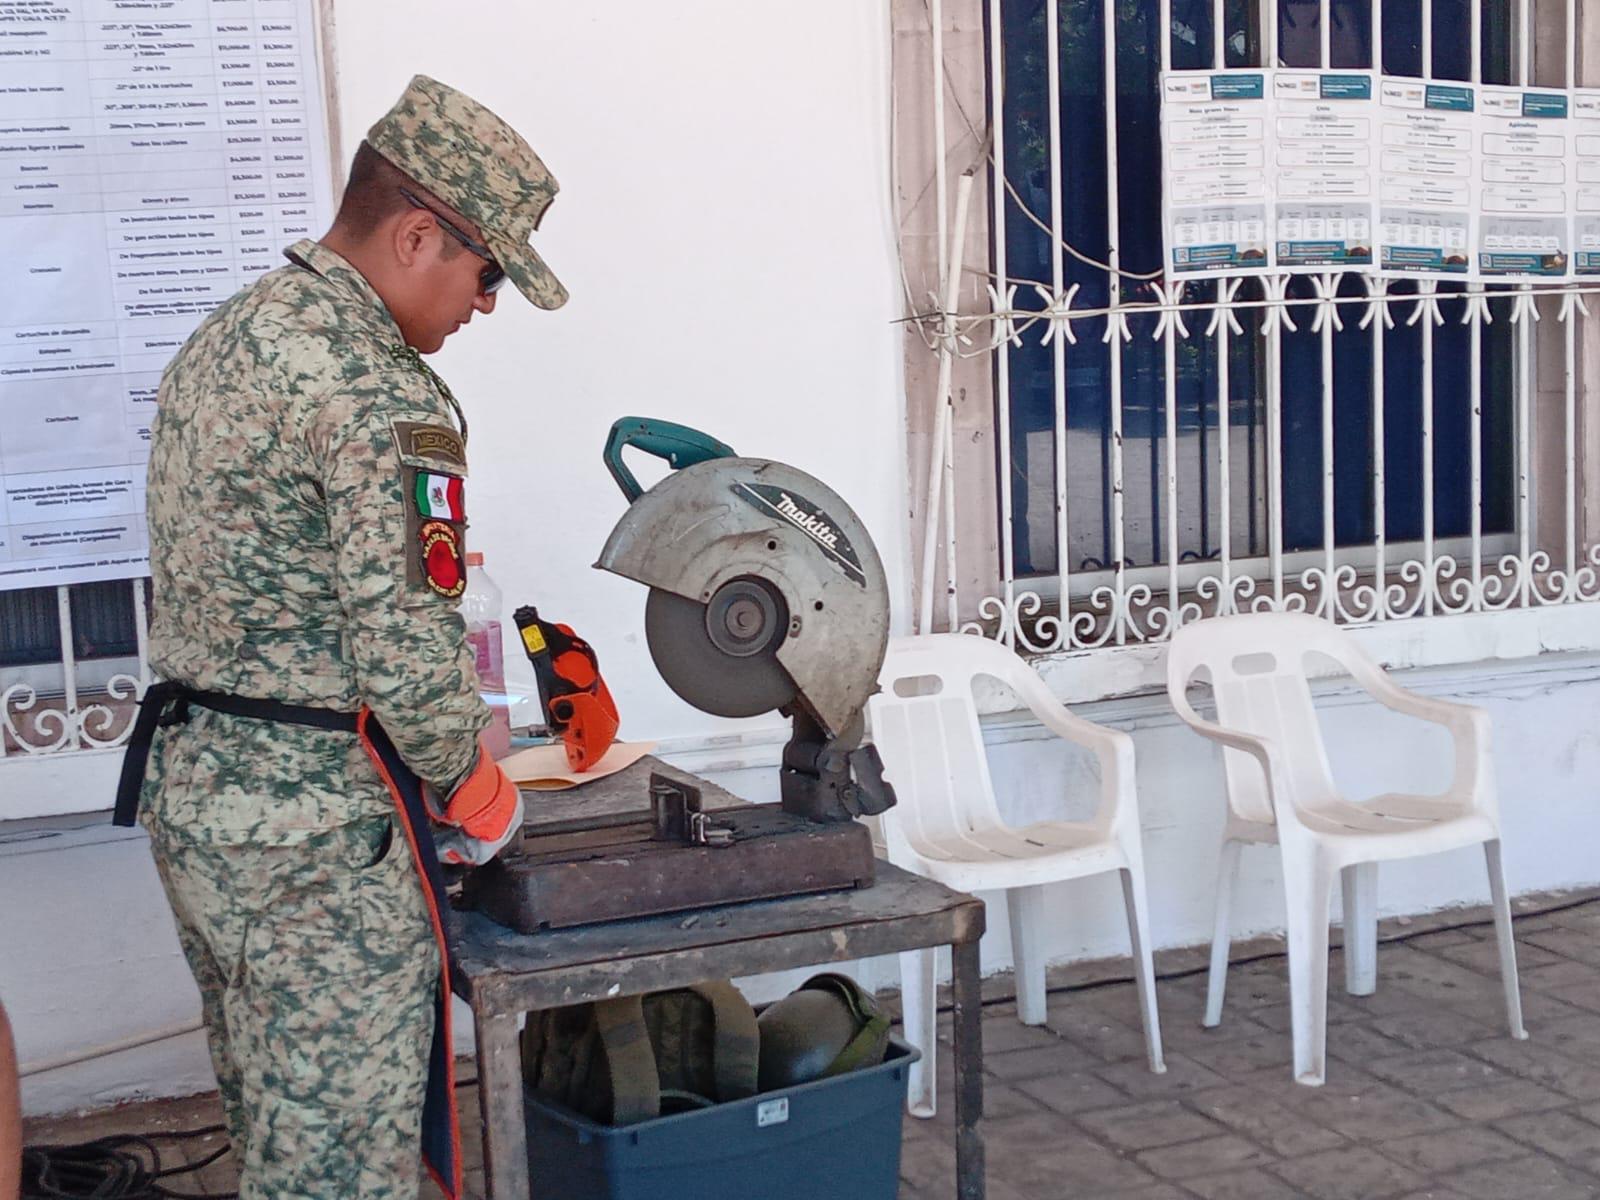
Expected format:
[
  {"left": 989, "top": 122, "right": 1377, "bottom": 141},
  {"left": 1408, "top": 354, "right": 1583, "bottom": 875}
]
[
  {"left": 1204, "top": 840, "right": 1242, "bottom": 1028},
  {"left": 1484, "top": 839, "right": 1529, "bottom": 1041},
  {"left": 1007, "top": 885, "right": 1048, "bottom": 1026},
  {"left": 1340, "top": 862, "right": 1378, "bottom": 997},
  {"left": 1120, "top": 864, "right": 1167, "bottom": 1074},
  {"left": 1284, "top": 857, "right": 1335, "bottom": 1086},
  {"left": 900, "top": 948, "right": 939, "bottom": 1117}
]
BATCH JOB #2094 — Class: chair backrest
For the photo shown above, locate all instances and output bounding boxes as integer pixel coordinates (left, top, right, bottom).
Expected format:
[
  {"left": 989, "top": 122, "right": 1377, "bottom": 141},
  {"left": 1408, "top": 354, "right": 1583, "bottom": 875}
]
[
  {"left": 1166, "top": 613, "right": 1354, "bottom": 824},
  {"left": 866, "top": 635, "right": 1021, "bottom": 861}
]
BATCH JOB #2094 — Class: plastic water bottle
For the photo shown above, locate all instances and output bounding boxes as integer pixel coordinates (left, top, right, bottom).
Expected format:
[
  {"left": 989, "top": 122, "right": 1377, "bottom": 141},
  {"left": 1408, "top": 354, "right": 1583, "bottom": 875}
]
[{"left": 460, "top": 551, "right": 513, "bottom": 760}]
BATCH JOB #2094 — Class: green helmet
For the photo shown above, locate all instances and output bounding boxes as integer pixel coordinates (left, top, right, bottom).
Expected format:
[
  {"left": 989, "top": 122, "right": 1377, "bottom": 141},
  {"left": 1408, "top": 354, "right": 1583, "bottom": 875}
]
[{"left": 756, "top": 973, "right": 892, "bottom": 1091}]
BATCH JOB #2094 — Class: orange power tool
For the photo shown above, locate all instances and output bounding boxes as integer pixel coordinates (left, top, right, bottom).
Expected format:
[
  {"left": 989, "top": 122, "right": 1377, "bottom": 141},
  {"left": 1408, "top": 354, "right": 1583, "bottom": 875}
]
[{"left": 513, "top": 606, "right": 620, "bottom": 772}]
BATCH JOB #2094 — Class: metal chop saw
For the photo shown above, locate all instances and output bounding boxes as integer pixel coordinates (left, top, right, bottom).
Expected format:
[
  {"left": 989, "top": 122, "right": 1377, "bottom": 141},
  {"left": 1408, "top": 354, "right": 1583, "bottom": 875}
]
[{"left": 461, "top": 418, "right": 897, "bottom": 932}]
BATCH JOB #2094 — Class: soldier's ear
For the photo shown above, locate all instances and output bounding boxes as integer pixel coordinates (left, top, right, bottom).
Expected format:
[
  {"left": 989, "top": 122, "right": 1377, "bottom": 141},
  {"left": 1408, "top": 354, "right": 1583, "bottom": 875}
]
[{"left": 392, "top": 209, "right": 436, "bottom": 270}]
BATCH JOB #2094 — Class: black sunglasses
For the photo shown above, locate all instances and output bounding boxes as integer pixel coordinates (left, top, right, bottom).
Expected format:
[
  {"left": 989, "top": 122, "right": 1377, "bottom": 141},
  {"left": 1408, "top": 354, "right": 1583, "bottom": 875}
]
[{"left": 399, "top": 188, "right": 507, "bottom": 295}]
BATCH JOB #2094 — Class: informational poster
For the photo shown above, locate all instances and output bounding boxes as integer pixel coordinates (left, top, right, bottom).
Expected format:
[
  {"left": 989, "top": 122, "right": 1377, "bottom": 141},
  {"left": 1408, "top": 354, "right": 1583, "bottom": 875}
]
[
  {"left": 0, "top": 0, "right": 336, "bottom": 592},
  {"left": 1573, "top": 90, "right": 1600, "bottom": 276},
  {"left": 1377, "top": 79, "right": 1477, "bottom": 277},
  {"left": 1474, "top": 88, "right": 1571, "bottom": 280},
  {"left": 1160, "top": 71, "right": 1273, "bottom": 277},
  {"left": 1272, "top": 71, "right": 1376, "bottom": 271}
]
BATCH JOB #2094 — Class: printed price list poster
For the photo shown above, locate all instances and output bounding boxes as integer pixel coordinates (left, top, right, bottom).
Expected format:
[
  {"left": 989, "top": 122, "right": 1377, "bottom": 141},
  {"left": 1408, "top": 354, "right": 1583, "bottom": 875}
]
[
  {"left": 1575, "top": 90, "right": 1600, "bottom": 275},
  {"left": 0, "top": 0, "right": 335, "bottom": 592},
  {"left": 1377, "top": 79, "right": 1477, "bottom": 276},
  {"left": 1477, "top": 87, "right": 1570, "bottom": 279},
  {"left": 1160, "top": 70, "right": 1273, "bottom": 277},
  {"left": 1273, "top": 71, "right": 1376, "bottom": 271}
]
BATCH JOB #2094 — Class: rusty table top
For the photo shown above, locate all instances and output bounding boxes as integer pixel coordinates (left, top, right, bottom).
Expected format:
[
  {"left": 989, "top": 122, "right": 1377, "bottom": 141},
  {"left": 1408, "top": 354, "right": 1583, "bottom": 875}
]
[{"left": 449, "top": 757, "right": 985, "bottom": 1012}]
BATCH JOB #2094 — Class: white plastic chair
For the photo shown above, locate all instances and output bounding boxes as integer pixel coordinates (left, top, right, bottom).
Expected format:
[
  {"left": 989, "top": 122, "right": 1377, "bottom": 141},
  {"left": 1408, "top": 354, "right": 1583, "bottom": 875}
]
[
  {"left": 868, "top": 633, "right": 1165, "bottom": 1117},
  {"left": 1166, "top": 612, "right": 1527, "bottom": 1086}
]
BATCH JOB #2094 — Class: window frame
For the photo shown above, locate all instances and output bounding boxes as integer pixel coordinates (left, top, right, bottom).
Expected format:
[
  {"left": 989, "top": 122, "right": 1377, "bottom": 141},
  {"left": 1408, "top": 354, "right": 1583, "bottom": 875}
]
[{"left": 893, "top": 0, "right": 1600, "bottom": 661}]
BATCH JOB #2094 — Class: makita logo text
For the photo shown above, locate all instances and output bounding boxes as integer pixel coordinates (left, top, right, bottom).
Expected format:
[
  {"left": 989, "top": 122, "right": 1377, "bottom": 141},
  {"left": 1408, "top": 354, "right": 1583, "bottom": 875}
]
[{"left": 775, "top": 493, "right": 840, "bottom": 549}]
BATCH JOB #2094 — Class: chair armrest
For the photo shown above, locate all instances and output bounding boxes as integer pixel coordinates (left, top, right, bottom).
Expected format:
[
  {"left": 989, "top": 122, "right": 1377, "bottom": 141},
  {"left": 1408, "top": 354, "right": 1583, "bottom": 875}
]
[
  {"left": 1177, "top": 711, "right": 1281, "bottom": 776},
  {"left": 1169, "top": 691, "right": 1300, "bottom": 829},
  {"left": 1348, "top": 663, "right": 1493, "bottom": 801},
  {"left": 1020, "top": 686, "right": 1137, "bottom": 771},
  {"left": 1026, "top": 691, "right": 1130, "bottom": 757},
  {"left": 1353, "top": 662, "right": 1479, "bottom": 729},
  {"left": 1014, "top": 681, "right": 1138, "bottom": 831}
]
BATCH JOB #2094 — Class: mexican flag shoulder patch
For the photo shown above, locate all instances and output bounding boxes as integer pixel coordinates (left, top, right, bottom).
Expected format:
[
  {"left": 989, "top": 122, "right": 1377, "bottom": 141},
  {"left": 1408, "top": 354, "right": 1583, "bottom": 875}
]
[{"left": 415, "top": 472, "right": 465, "bottom": 522}]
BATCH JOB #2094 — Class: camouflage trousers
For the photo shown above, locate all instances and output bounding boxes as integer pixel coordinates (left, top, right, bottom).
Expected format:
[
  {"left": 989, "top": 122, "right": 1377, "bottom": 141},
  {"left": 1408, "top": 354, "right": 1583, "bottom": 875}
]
[{"left": 148, "top": 814, "right": 439, "bottom": 1200}]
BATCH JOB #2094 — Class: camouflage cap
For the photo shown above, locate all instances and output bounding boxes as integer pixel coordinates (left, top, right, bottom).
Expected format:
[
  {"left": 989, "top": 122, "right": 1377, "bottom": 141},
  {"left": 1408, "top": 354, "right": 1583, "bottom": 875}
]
[{"left": 367, "top": 74, "right": 567, "bottom": 309}]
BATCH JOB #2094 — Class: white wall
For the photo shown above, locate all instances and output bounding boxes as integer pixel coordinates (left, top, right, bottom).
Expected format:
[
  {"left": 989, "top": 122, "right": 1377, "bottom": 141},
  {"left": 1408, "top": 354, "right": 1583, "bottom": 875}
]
[
  {"left": 345, "top": 0, "right": 912, "bottom": 741},
  {"left": 7, "top": 0, "right": 911, "bottom": 1115},
  {"left": 7, "top": 0, "right": 1600, "bottom": 1118}
]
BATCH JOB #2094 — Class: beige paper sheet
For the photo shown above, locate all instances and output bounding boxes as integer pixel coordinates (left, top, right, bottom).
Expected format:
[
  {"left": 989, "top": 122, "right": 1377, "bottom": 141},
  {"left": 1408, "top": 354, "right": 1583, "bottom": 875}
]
[{"left": 500, "top": 740, "right": 657, "bottom": 790}]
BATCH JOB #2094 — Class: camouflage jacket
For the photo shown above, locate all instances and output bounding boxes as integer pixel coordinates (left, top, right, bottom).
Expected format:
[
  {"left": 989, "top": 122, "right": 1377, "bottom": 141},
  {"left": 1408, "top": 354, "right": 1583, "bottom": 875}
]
[{"left": 141, "top": 239, "right": 489, "bottom": 843}]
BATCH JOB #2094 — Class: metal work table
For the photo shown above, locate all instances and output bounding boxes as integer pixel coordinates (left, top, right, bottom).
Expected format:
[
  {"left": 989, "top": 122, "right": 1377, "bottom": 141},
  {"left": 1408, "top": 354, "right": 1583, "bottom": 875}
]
[{"left": 449, "top": 759, "right": 988, "bottom": 1200}]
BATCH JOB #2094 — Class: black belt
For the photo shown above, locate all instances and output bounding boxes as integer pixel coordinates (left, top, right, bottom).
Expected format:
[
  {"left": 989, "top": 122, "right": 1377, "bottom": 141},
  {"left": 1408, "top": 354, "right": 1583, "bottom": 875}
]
[{"left": 113, "top": 681, "right": 358, "bottom": 827}]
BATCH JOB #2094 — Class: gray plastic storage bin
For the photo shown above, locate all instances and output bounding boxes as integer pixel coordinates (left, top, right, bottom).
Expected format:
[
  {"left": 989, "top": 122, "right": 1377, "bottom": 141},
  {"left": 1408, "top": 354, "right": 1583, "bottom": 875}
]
[{"left": 523, "top": 1037, "right": 921, "bottom": 1200}]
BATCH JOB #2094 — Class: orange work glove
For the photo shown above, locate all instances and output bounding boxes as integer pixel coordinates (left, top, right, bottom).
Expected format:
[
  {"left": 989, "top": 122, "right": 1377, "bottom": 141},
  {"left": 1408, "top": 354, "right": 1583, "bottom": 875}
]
[{"left": 442, "top": 743, "right": 522, "bottom": 843}]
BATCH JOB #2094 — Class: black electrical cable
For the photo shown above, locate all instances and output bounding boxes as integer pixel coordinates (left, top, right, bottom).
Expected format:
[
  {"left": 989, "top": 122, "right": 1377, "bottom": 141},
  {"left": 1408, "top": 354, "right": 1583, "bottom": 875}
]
[{"left": 21, "top": 1124, "right": 234, "bottom": 1200}]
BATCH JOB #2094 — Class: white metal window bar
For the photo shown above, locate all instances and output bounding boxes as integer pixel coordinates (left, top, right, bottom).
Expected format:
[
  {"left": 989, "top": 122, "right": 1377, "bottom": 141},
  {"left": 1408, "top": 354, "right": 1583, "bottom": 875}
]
[
  {"left": 908, "top": 0, "right": 1600, "bottom": 653},
  {"left": 1, "top": 580, "right": 149, "bottom": 757}
]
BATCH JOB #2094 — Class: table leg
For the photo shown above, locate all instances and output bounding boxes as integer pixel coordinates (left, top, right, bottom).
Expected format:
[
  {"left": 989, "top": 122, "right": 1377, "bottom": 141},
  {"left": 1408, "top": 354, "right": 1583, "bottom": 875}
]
[
  {"left": 951, "top": 937, "right": 985, "bottom": 1200},
  {"left": 473, "top": 1007, "right": 529, "bottom": 1200}
]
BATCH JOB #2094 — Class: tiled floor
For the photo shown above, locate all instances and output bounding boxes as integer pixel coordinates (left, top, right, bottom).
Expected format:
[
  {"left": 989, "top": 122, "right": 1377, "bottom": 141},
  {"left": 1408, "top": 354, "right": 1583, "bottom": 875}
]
[{"left": 23, "top": 889, "right": 1600, "bottom": 1199}]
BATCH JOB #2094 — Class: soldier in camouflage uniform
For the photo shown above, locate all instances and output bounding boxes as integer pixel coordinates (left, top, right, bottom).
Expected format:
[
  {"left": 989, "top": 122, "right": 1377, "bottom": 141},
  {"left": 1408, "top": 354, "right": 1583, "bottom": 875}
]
[{"left": 126, "top": 76, "right": 566, "bottom": 1200}]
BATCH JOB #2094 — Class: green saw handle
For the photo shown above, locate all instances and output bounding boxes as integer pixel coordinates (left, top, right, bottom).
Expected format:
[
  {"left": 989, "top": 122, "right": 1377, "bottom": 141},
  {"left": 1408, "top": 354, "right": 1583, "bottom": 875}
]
[{"left": 603, "top": 417, "right": 736, "bottom": 502}]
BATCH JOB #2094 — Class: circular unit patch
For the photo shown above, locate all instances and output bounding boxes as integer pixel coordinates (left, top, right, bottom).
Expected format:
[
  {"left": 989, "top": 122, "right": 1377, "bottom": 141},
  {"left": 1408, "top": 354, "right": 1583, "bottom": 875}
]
[{"left": 419, "top": 520, "right": 466, "bottom": 598}]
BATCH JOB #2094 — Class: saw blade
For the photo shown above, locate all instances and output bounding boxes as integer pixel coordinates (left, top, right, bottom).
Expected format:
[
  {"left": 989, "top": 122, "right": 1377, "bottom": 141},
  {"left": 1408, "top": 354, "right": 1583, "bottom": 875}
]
[{"left": 645, "top": 587, "right": 798, "bottom": 718}]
